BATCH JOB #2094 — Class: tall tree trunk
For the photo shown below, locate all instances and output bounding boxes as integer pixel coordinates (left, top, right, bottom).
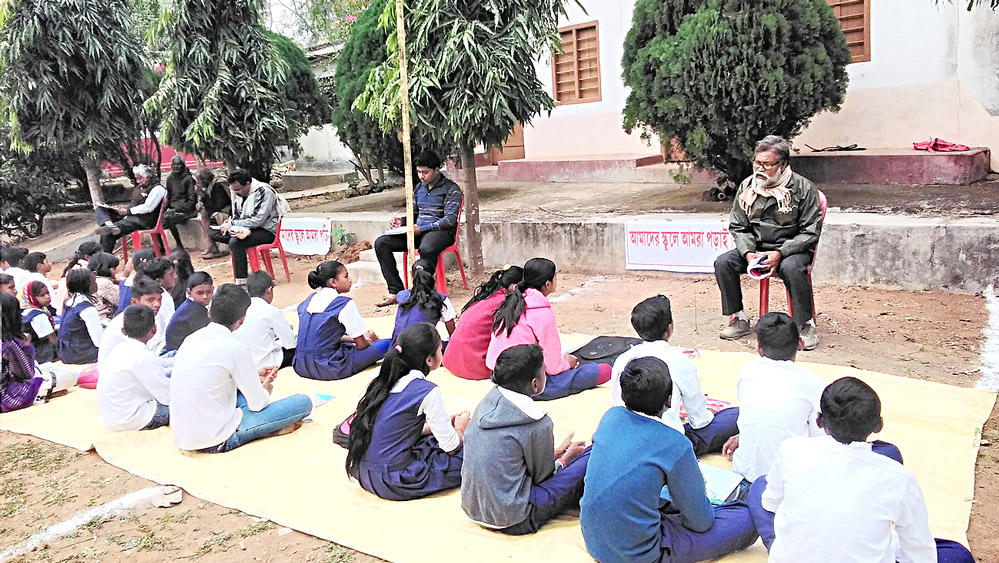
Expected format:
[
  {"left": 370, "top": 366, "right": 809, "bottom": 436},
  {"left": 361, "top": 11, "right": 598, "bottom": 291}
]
[
  {"left": 82, "top": 157, "right": 104, "bottom": 206},
  {"left": 460, "top": 144, "right": 484, "bottom": 277}
]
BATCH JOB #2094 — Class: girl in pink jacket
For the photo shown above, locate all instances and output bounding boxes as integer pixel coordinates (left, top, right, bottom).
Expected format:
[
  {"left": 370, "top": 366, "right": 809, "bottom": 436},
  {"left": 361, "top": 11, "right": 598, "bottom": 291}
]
[{"left": 485, "top": 258, "right": 611, "bottom": 400}]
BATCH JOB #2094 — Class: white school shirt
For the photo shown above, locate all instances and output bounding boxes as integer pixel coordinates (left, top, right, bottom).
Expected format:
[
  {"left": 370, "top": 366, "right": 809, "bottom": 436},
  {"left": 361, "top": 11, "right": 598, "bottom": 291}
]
[
  {"left": 306, "top": 288, "right": 368, "bottom": 337},
  {"left": 157, "top": 287, "right": 175, "bottom": 327},
  {"left": 98, "top": 311, "right": 169, "bottom": 371},
  {"left": 97, "top": 338, "right": 171, "bottom": 431},
  {"left": 610, "top": 341, "right": 714, "bottom": 434},
  {"left": 440, "top": 295, "right": 457, "bottom": 323},
  {"left": 390, "top": 370, "right": 460, "bottom": 453},
  {"left": 63, "top": 294, "right": 104, "bottom": 347},
  {"left": 28, "top": 309, "right": 55, "bottom": 338},
  {"left": 6, "top": 267, "right": 29, "bottom": 293},
  {"left": 762, "top": 435, "right": 937, "bottom": 563},
  {"left": 732, "top": 356, "right": 824, "bottom": 482},
  {"left": 24, "top": 271, "right": 56, "bottom": 301},
  {"left": 233, "top": 297, "right": 297, "bottom": 369},
  {"left": 169, "top": 323, "right": 271, "bottom": 450}
]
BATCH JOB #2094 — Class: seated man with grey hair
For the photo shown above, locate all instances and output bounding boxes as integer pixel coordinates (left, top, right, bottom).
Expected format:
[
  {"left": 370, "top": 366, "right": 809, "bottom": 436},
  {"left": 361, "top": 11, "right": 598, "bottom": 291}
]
[
  {"left": 713, "top": 135, "right": 824, "bottom": 350},
  {"left": 94, "top": 164, "right": 168, "bottom": 254}
]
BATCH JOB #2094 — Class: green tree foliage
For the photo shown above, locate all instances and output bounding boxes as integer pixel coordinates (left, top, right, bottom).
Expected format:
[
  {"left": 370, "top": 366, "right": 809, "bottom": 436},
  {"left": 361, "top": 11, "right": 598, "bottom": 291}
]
[
  {"left": 0, "top": 0, "right": 149, "bottom": 204},
  {"left": 0, "top": 127, "right": 79, "bottom": 238},
  {"left": 622, "top": 0, "right": 851, "bottom": 184},
  {"left": 266, "top": 30, "right": 332, "bottom": 134}
]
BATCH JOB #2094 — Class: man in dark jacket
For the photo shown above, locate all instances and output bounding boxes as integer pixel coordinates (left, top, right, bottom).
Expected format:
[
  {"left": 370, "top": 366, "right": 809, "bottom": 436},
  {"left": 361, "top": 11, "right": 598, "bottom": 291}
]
[
  {"left": 162, "top": 155, "right": 198, "bottom": 249},
  {"left": 714, "top": 135, "right": 824, "bottom": 350}
]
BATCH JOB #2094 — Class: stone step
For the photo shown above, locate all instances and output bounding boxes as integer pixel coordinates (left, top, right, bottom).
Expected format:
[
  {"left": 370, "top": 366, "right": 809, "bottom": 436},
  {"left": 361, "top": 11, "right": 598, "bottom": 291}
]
[
  {"left": 281, "top": 171, "right": 357, "bottom": 192},
  {"left": 358, "top": 248, "right": 378, "bottom": 263},
  {"left": 348, "top": 260, "right": 394, "bottom": 287}
]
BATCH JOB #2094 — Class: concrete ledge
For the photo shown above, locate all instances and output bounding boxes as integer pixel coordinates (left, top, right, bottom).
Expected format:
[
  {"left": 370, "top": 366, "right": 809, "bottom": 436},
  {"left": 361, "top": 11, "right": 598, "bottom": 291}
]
[
  {"left": 792, "top": 148, "right": 991, "bottom": 185},
  {"left": 282, "top": 171, "right": 357, "bottom": 192},
  {"left": 494, "top": 154, "right": 663, "bottom": 183}
]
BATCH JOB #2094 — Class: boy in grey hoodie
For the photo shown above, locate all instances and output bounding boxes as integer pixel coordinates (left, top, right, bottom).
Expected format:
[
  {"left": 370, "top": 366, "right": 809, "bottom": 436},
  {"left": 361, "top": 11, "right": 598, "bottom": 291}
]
[{"left": 460, "top": 344, "right": 589, "bottom": 534}]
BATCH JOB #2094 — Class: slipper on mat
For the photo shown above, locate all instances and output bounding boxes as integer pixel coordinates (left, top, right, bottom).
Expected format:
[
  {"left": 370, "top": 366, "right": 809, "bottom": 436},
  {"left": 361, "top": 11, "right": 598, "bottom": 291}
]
[{"left": 77, "top": 364, "right": 99, "bottom": 389}]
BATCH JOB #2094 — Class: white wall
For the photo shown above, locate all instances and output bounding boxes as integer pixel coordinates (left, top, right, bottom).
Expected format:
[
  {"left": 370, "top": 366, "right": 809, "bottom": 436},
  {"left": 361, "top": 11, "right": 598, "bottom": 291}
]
[{"left": 298, "top": 124, "right": 355, "bottom": 168}]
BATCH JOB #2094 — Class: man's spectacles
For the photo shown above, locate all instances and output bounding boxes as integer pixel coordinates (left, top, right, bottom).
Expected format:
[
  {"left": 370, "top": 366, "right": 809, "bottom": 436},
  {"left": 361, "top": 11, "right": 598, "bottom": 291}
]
[{"left": 753, "top": 159, "right": 780, "bottom": 170}]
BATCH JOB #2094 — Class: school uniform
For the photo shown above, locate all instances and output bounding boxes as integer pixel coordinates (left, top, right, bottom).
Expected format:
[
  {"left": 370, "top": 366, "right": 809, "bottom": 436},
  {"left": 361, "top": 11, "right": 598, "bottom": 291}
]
[
  {"left": 611, "top": 341, "right": 739, "bottom": 456},
  {"left": 354, "top": 369, "right": 462, "bottom": 501},
  {"left": 733, "top": 356, "right": 824, "bottom": 482},
  {"left": 158, "top": 287, "right": 175, "bottom": 327},
  {"left": 22, "top": 307, "right": 56, "bottom": 364},
  {"left": 97, "top": 339, "right": 171, "bottom": 431},
  {"left": 57, "top": 294, "right": 103, "bottom": 364},
  {"left": 293, "top": 288, "right": 388, "bottom": 381},
  {"left": 98, "top": 311, "right": 170, "bottom": 372},
  {"left": 442, "top": 290, "right": 507, "bottom": 380},
  {"left": 233, "top": 297, "right": 297, "bottom": 369},
  {"left": 461, "top": 385, "right": 590, "bottom": 534},
  {"left": 580, "top": 407, "right": 758, "bottom": 563},
  {"left": 390, "top": 289, "right": 457, "bottom": 343},
  {"left": 24, "top": 271, "right": 55, "bottom": 300},
  {"left": 5, "top": 266, "right": 29, "bottom": 293},
  {"left": 164, "top": 299, "right": 209, "bottom": 352},
  {"left": 485, "top": 288, "right": 605, "bottom": 400},
  {"left": 115, "top": 275, "right": 134, "bottom": 315}
]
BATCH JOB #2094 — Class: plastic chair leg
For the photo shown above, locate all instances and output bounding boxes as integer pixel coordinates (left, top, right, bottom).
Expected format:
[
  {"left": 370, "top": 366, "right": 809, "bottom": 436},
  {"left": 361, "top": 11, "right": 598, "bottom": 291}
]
[
  {"left": 759, "top": 278, "right": 770, "bottom": 317},
  {"left": 454, "top": 251, "right": 469, "bottom": 289},
  {"left": 435, "top": 257, "right": 448, "bottom": 295}
]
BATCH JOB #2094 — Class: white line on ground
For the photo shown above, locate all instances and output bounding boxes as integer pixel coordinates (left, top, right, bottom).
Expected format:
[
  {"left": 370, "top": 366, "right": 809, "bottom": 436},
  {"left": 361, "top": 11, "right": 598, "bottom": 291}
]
[
  {"left": 549, "top": 275, "right": 607, "bottom": 304},
  {"left": 0, "top": 486, "right": 164, "bottom": 562},
  {"left": 978, "top": 284, "right": 999, "bottom": 391}
]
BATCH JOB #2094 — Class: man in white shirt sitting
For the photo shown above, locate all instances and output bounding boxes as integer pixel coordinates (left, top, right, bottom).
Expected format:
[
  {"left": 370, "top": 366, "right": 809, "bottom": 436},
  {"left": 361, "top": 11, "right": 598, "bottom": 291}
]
[
  {"left": 721, "top": 312, "right": 825, "bottom": 483},
  {"left": 94, "top": 165, "right": 168, "bottom": 254},
  {"left": 749, "top": 376, "right": 975, "bottom": 563},
  {"left": 97, "top": 305, "right": 171, "bottom": 431},
  {"left": 610, "top": 295, "right": 739, "bottom": 455},
  {"left": 234, "top": 271, "right": 297, "bottom": 370},
  {"left": 170, "top": 284, "right": 311, "bottom": 453}
]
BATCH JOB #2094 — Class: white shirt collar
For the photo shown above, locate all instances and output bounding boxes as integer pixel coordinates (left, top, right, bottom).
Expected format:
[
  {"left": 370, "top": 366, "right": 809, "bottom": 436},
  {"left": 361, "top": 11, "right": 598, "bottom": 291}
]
[
  {"left": 306, "top": 287, "right": 343, "bottom": 313},
  {"left": 497, "top": 386, "right": 547, "bottom": 420},
  {"left": 390, "top": 369, "right": 428, "bottom": 393}
]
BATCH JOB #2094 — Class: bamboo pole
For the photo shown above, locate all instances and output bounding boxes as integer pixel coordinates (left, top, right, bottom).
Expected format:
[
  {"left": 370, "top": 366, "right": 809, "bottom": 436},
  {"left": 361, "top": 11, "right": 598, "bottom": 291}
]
[{"left": 395, "top": 0, "right": 416, "bottom": 268}]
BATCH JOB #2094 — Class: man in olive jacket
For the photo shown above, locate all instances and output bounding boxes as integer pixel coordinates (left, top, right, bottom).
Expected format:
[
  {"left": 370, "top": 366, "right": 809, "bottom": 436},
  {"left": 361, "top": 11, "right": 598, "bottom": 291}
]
[{"left": 714, "top": 135, "right": 824, "bottom": 350}]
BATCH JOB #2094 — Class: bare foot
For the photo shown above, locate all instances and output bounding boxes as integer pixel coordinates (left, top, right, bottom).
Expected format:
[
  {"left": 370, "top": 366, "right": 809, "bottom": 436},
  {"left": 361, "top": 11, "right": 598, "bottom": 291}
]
[
  {"left": 267, "top": 421, "right": 303, "bottom": 438},
  {"left": 376, "top": 294, "right": 398, "bottom": 307}
]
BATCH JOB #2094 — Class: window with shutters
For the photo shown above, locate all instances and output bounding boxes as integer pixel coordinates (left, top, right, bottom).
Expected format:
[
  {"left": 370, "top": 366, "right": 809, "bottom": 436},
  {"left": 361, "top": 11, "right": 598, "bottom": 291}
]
[
  {"left": 552, "top": 22, "right": 601, "bottom": 105},
  {"left": 826, "top": 0, "right": 871, "bottom": 63}
]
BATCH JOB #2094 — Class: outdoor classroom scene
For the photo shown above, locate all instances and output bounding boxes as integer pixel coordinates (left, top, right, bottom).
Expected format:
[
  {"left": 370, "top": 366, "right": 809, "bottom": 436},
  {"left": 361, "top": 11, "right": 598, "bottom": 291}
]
[{"left": 2, "top": 0, "right": 999, "bottom": 562}]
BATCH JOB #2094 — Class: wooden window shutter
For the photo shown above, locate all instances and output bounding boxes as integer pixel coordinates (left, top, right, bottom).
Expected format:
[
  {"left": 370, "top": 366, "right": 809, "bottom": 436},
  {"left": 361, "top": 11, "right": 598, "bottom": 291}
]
[
  {"left": 553, "top": 21, "right": 602, "bottom": 104},
  {"left": 826, "top": 0, "right": 871, "bottom": 63}
]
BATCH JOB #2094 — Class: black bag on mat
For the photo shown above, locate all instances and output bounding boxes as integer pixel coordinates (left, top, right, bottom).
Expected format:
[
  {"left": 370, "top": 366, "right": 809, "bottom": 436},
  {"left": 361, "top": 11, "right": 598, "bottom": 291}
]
[{"left": 571, "top": 336, "right": 643, "bottom": 366}]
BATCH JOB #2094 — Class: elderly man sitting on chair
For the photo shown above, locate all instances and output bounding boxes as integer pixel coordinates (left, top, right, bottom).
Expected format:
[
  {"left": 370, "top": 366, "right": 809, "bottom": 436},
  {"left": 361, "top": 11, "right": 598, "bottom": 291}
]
[
  {"left": 714, "top": 135, "right": 824, "bottom": 350},
  {"left": 94, "top": 164, "right": 168, "bottom": 254}
]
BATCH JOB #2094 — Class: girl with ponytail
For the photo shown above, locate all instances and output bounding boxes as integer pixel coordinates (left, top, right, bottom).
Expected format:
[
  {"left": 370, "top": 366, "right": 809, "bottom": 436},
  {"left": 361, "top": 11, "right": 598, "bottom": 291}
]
[
  {"left": 442, "top": 265, "right": 523, "bottom": 380},
  {"left": 346, "top": 323, "right": 469, "bottom": 500},
  {"left": 390, "top": 265, "right": 457, "bottom": 345},
  {"left": 293, "top": 261, "right": 391, "bottom": 380},
  {"left": 484, "top": 258, "right": 611, "bottom": 400}
]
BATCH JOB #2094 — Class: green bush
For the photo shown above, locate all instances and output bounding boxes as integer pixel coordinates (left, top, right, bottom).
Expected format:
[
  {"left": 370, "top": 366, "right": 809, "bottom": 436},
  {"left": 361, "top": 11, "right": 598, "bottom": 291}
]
[
  {"left": 0, "top": 135, "right": 80, "bottom": 238},
  {"left": 622, "top": 0, "right": 851, "bottom": 184}
]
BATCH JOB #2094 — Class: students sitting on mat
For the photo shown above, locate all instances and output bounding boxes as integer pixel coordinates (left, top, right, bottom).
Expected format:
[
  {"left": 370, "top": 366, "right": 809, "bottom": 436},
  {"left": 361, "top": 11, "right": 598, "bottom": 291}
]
[
  {"left": 58, "top": 269, "right": 103, "bottom": 365},
  {"left": 443, "top": 264, "right": 523, "bottom": 380},
  {"left": 170, "top": 284, "right": 311, "bottom": 453},
  {"left": 165, "top": 272, "right": 213, "bottom": 352},
  {"left": 346, "top": 323, "right": 468, "bottom": 501},
  {"left": 461, "top": 344, "right": 589, "bottom": 534},
  {"left": 390, "top": 265, "right": 457, "bottom": 345},
  {"left": 611, "top": 295, "right": 739, "bottom": 456},
  {"left": 21, "top": 280, "right": 57, "bottom": 364},
  {"left": 234, "top": 271, "right": 297, "bottom": 370},
  {"left": 721, "top": 312, "right": 824, "bottom": 483},
  {"left": 581, "top": 356, "right": 758, "bottom": 563},
  {"left": 115, "top": 249, "right": 155, "bottom": 315},
  {"left": 97, "top": 305, "right": 171, "bottom": 432},
  {"left": 486, "top": 258, "right": 610, "bottom": 400},
  {"left": 294, "top": 261, "right": 390, "bottom": 381},
  {"left": 99, "top": 276, "right": 170, "bottom": 371},
  {"left": 21, "top": 251, "right": 55, "bottom": 301},
  {"left": 2, "top": 292, "right": 43, "bottom": 412},
  {"left": 167, "top": 249, "right": 195, "bottom": 309},
  {"left": 747, "top": 376, "right": 975, "bottom": 563},
  {"left": 52, "top": 241, "right": 101, "bottom": 314},
  {"left": 139, "top": 257, "right": 179, "bottom": 331},
  {"left": 88, "top": 252, "right": 121, "bottom": 323}
]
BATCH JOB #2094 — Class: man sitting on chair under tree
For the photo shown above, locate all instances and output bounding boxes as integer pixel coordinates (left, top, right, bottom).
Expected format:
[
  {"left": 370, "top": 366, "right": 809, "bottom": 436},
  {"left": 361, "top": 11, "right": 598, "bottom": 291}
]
[
  {"left": 94, "top": 164, "right": 167, "bottom": 254},
  {"left": 210, "top": 169, "right": 280, "bottom": 287},
  {"left": 714, "top": 135, "right": 824, "bottom": 350}
]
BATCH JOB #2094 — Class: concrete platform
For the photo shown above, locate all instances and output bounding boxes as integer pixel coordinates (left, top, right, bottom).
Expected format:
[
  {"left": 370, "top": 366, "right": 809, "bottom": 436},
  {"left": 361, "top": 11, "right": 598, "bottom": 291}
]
[
  {"left": 458, "top": 154, "right": 667, "bottom": 183},
  {"left": 792, "top": 148, "right": 991, "bottom": 185},
  {"left": 281, "top": 170, "right": 357, "bottom": 192}
]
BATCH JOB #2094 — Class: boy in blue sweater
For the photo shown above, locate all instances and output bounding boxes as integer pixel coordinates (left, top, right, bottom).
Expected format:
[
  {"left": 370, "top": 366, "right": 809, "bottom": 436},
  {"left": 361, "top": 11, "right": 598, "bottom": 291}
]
[{"left": 581, "top": 356, "right": 757, "bottom": 563}]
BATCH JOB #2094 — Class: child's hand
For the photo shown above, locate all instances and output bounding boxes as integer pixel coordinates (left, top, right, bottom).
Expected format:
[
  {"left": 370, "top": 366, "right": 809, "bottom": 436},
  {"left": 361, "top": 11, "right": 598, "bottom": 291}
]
[
  {"left": 555, "top": 432, "right": 575, "bottom": 458},
  {"left": 564, "top": 353, "right": 580, "bottom": 369},
  {"left": 364, "top": 330, "right": 378, "bottom": 342},
  {"left": 722, "top": 434, "right": 740, "bottom": 460},
  {"left": 258, "top": 366, "right": 278, "bottom": 385},
  {"left": 561, "top": 441, "right": 587, "bottom": 466},
  {"left": 452, "top": 411, "right": 471, "bottom": 433}
]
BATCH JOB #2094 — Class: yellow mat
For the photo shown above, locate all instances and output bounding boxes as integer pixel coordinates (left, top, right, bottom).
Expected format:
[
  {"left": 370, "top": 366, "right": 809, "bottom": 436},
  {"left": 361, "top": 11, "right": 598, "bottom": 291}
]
[{"left": 2, "top": 317, "right": 994, "bottom": 562}]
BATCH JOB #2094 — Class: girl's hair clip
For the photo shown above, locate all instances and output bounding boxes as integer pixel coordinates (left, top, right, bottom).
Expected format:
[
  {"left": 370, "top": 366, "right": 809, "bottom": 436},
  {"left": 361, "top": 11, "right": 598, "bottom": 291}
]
[
  {"left": 394, "top": 344, "right": 403, "bottom": 354},
  {"left": 502, "top": 264, "right": 512, "bottom": 270}
]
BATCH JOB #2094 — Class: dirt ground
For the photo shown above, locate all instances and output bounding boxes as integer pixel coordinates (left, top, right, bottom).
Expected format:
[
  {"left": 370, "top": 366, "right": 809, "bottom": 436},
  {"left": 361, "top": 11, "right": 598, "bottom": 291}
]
[{"left": 2, "top": 248, "right": 996, "bottom": 562}]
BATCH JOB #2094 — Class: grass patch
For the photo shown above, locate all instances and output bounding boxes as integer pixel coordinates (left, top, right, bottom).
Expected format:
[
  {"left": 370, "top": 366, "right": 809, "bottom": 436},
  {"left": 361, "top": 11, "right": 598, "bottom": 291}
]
[
  {"left": 0, "top": 441, "right": 75, "bottom": 473},
  {"left": 0, "top": 478, "right": 28, "bottom": 517},
  {"left": 193, "top": 530, "right": 232, "bottom": 558},
  {"left": 325, "top": 543, "right": 356, "bottom": 563},
  {"left": 234, "top": 520, "right": 274, "bottom": 538},
  {"left": 82, "top": 514, "right": 112, "bottom": 532},
  {"left": 89, "top": 477, "right": 112, "bottom": 489},
  {"left": 156, "top": 509, "right": 193, "bottom": 528}
]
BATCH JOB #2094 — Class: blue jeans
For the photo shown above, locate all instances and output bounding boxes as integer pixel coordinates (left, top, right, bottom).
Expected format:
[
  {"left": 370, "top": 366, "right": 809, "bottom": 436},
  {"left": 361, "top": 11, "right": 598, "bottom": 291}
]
[
  {"left": 141, "top": 402, "right": 170, "bottom": 430},
  {"left": 215, "top": 393, "right": 312, "bottom": 453},
  {"left": 659, "top": 501, "right": 758, "bottom": 563}
]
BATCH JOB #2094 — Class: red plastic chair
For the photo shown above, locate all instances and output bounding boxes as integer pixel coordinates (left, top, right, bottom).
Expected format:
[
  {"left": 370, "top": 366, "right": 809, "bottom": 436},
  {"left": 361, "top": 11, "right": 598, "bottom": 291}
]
[
  {"left": 402, "top": 200, "right": 469, "bottom": 295},
  {"left": 229, "top": 219, "right": 291, "bottom": 282},
  {"left": 122, "top": 196, "right": 170, "bottom": 262},
  {"left": 759, "top": 190, "right": 827, "bottom": 318}
]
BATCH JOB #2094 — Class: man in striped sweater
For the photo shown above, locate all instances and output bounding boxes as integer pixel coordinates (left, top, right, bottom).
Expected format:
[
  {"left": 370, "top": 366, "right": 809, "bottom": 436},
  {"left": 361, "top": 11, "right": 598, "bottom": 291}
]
[{"left": 210, "top": 169, "right": 280, "bottom": 286}]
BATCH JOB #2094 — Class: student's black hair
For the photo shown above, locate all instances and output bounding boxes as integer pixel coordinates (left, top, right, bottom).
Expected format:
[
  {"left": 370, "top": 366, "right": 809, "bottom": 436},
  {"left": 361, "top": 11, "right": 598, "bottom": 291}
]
[
  {"left": 413, "top": 150, "right": 442, "bottom": 169},
  {"left": 22, "top": 252, "right": 46, "bottom": 273},
  {"left": 619, "top": 356, "right": 673, "bottom": 417},
  {"left": 0, "top": 273, "right": 13, "bottom": 287},
  {"left": 130, "top": 248, "right": 155, "bottom": 269},
  {"left": 26, "top": 280, "right": 48, "bottom": 298},
  {"left": 490, "top": 344, "right": 544, "bottom": 395},
  {"left": 122, "top": 305, "right": 156, "bottom": 339},
  {"left": 462, "top": 265, "right": 524, "bottom": 312},
  {"left": 1, "top": 292, "right": 22, "bottom": 342},
  {"left": 246, "top": 271, "right": 274, "bottom": 298},
  {"left": 400, "top": 266, "right": 445, "bottom": 317},
  {"left": 186, "top": 271, "right": 214, "bottom": 290},
  {"left": 347, "top": 323, "right": 441, "bottom": 478},
  {"left": 87, "top": 252, "right": 120, "bottom": 278},
  {"left": 631, "top": 295, "right": 674, "bottom": 341},
  {"left": 1, "top": 246, "right": 28, "bottom": 267},
  {"left": 492, "top": 258, "right": 557, "bottom": 337},
  {"left": 307, "top": 261, "right": 346, "bottom": 290},
  {"left": 66, "top": 268, "right": 95, "bottom": 297},
  {"left": 139, "top": 257, "right": 175, "bottom": 283},
  {"left": 754, "top": 312, "right": 800, "bottom": 361},
  {"left": 131, "top": 275, "right": 163, "bottom": 299},
  {"left": 227, "top": 169, "right": 253, "bottom": 185},
  {"left": 209, "top": 284, "right": 251, "bottom": 326},
  {"left": 820, "top": 377, "right": 883, "bottom": 444},
  {"left": 168, "top": 248, "right": 194, "bottom": 284},
  {"left": 62, "top": 241, "right": 102, "bottom": 277}
]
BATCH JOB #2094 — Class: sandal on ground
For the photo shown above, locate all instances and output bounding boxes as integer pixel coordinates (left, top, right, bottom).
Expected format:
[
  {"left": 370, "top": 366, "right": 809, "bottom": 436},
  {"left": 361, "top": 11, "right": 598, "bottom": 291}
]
[{"left": 376, "top": 295, "right": 398, "bottom": 307}]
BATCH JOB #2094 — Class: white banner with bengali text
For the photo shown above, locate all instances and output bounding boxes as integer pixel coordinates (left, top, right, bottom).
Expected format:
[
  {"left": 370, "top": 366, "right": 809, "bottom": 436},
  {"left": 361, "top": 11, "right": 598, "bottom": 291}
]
[
  {"left": 279, "top": 217, "right": 332, "bottom": 256},
  {"left": 625, "top": 219, "right": 736, "bottom": 273}
]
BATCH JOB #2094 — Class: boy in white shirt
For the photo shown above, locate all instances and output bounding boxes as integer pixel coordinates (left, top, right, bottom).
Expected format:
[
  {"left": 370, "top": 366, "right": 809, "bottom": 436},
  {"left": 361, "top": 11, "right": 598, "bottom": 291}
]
[
  {"left": 170, "top": 284, "right": 311, "bottom": 453},
  {"left": 234, "top": 271, "right": 297, "bottom": 369},
  {"left": 98, "top": 276, "right": 169, "bottom": 371},
  {"left": 97, "top": 305, "right": 171, "bottom": 431},
  {"left": 749, "top": 376, "right": 975, "bottom": 563},
  {"left": 22, "top": 252, "right": 55, "bottom": 298},
  {"left": 611, "top": 295, "right": 739, "bottom": 455},
  {"left": 722, "top": 312, "right": 825, "bottom": 483}
]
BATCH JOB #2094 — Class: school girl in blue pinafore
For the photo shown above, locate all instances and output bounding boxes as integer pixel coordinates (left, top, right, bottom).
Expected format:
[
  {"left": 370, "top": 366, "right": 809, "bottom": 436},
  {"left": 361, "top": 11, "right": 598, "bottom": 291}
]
[
  {"left": 390, "top": 266, "right": 457, "bottom": 347},
  {"left": 58, "top": 269, "right": 104, "bottom": 365},
  {"left": 22, "top": 281, "right": 57, "bottom": 364},
  {"left": 346, "top": 323, "right": 469, "bottom": 501},
  {"left": 294, "top": 261, "right": 391, "bottom": 380},
  {"left": 115, "top": 249, "right": 155, "bottom": 315}
]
